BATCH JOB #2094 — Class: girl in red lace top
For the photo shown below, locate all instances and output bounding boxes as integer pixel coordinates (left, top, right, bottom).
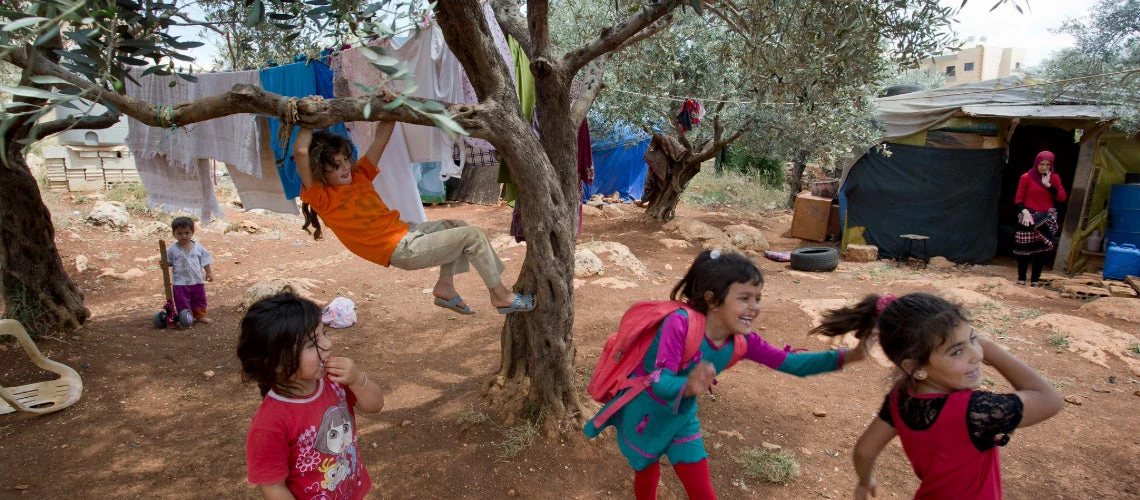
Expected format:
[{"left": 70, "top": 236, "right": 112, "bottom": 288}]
[{"left": 812, "top": 293, "right": 1063, "bottom": 499}]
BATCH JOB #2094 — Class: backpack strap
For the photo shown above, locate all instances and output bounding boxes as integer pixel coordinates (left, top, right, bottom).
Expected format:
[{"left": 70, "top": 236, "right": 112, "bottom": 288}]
[{"left": 726, "top": 334, "right": 749, "bottom": 369}]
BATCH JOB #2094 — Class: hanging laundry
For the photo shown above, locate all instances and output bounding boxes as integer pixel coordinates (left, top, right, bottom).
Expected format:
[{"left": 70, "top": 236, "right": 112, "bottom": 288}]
[
  {"left": 124, "top": 68, "right": 261, "bottom": 176},
  {"left": 134, "top": 157, "right": 225, "bottom": 223},
  {"left": 123, "top": 69, "right": 261, "bottom": 220},
  {"left": 676, "top": 98, "right": 705, "bottom": 133},
  {"left": 329, "top": 24, "right": 469, "bottom": 222},
  {"left": 259, "top": 58, "right": 355, "bottom": 200}
]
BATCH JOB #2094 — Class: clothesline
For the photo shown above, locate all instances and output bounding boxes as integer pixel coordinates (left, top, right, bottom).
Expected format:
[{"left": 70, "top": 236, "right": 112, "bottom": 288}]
[{"left": 606, "top": 66, "right": 1140, "bottom": 106}]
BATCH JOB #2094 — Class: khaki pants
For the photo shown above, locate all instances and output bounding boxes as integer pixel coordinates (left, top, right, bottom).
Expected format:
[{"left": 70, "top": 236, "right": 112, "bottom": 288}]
[{"left": 388, "top": 220, "right": 505, "bottom": 288}]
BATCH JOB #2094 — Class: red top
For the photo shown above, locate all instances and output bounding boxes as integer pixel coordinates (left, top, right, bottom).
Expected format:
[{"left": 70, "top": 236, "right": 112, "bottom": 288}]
[
  {"left": 246, "top": 378, "right": 371, "bottom": 499},
  {"left": 1015, "top": 172, "right": 1066, "bottom": 212},
  {"left": 890, "top": 388, "right": 1002, "bottom": 499}
]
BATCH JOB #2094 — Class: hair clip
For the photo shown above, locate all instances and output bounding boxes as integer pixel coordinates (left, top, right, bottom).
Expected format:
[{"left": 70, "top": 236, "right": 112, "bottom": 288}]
[
  {"left": 710, "top": 249, "right": 721, "bottom": 259},
  {"left": 875, "top": 294, "right": 896, "bottom": 316}
]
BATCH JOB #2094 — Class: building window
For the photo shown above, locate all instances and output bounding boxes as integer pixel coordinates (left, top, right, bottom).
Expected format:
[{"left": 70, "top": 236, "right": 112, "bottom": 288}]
[
  {"left": 964, "top": 62, "right": 974, "bottom": 71},
  {"left": 1015, "top": 62, "right": 1021, "bottom": 70},
  {"left": 945, "top": 65, "right": 956, "bottom": 76}
]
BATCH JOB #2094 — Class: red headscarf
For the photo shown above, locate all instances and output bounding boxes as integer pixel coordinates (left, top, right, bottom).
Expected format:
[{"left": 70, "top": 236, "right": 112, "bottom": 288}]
[{"left": 1028, "top": 150, "right": 1055, "bottom": 187}]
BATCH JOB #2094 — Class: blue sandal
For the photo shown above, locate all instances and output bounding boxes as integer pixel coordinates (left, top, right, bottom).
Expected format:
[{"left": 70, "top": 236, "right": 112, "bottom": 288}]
[
  {"left": 496, "top": 293, "right": 536, "bottom": 314},
  {"left": 434, "top": 295, "right": 474, "bottom": 315}
]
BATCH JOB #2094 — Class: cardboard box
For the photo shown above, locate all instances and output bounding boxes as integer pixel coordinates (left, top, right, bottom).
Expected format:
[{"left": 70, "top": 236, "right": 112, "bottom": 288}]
[{"left": 791, "top": 192, "right": 832, "bottom": 242}]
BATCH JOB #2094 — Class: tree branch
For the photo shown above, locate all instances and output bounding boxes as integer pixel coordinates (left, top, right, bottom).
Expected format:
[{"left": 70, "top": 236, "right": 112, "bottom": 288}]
[
  {"left": 569, "top": 56, "right": 606, "bottom": 126},
  {"left": 567, "top": 14, "right": 672, "bottom": 125},
  {"left": 528, "top": 0, "right": 551, "bottom": 60},
  {"left": 5, "top": 47, "right": 499, "bottom": 141},
  {"left": 690, "top": 121, "right": 752, "bottom": 164},
  {"left": 563, "top": 0, "right": 678, "bottom": 76},
  {"left": 30, "top": 111, "right": 120, "bottom": 139},
  {"left": 491, "top": 0, "right": 531, "bottom": 53}
]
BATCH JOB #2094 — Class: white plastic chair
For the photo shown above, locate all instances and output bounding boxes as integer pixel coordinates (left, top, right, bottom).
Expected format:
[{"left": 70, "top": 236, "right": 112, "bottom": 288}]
[{"left": 0, "top": 319, "right": 83, "bottom": 415}]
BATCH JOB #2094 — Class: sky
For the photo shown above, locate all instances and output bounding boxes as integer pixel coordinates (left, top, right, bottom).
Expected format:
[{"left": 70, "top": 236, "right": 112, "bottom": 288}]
[{"left": 944, "top": 0, "right": 1100, "bottom": 67}]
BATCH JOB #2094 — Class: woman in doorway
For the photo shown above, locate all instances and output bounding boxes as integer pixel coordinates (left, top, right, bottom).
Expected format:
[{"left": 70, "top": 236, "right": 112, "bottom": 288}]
[{"left": 1013, "top": 150, "right": 1067, "bottom": 286}]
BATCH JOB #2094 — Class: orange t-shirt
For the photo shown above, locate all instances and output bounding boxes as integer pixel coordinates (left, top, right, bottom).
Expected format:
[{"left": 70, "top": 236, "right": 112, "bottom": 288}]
[{"left": 299, "top": 157, "right": 409, "bottom": 266}]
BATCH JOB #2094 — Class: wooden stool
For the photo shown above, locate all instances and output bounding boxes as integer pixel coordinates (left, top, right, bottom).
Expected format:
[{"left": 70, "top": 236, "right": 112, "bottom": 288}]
[{"left": 897, "top": 234, "right": 930, "bottom": 268}]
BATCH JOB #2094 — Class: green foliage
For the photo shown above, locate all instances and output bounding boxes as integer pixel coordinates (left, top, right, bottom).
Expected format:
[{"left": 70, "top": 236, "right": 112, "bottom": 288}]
[
  {"left": 1049, "top": 332, "right": 1072, "bottom": 349},
  {"left": 737, "top": 447, "right": 801, "bottom": 485},
  {"left": 104, "top": 182, "right": 149, "bottom": 213},
  {"left": 2, "top": 280, "right": 52, "bottom": 338},
  {"left": 718, "top": 146, "right": 784, "bottom": 189},
  {"left": 1038, "top": 0, "right": 1140, "bottom": 132},
  {"left": 682, "top": 167, "right": 786, "bottom": 211}
]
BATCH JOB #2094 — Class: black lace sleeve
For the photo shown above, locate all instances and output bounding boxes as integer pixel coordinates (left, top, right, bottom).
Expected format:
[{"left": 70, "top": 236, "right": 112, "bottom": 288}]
[
  {"left": 877, "top": 393, "right": 893, "bottom": 427},
  {"left": 967, "top": 392, "right": 1024, "bottom": 452}
]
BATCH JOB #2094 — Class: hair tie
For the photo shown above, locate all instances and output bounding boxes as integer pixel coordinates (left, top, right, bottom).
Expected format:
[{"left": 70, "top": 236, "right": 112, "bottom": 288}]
[
  {"left": 709, "top": 249, "right": 721, "bottom": 259},
  {"left": 875, "top": 294, "right": 896, "bottom": 316}
]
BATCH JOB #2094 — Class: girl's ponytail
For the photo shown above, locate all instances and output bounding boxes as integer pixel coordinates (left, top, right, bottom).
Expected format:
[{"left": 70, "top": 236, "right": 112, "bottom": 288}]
[
  {"left": 810, "top": 294, "right": 882, "bottom": 340},
  {"left": 301, "top": 202, "right": 323, "bottom": 240}
]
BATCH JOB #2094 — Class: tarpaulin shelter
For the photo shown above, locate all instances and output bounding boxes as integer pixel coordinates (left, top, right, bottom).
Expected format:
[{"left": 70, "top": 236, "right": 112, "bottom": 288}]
[
  {"left": 583, "top": 123, "right": 651, "bottom": 202},
  {"left": 839, "top": 76, "right": 1138, "bottom": 272}
]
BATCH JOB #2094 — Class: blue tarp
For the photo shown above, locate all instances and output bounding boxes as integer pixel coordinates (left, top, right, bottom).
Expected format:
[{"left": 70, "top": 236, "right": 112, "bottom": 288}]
[
  {"left": 260, "top": 58, "right": 354, "bottom": 199},
  {"left": 584, "top": 124, "right": 650, "bottom": 202}
]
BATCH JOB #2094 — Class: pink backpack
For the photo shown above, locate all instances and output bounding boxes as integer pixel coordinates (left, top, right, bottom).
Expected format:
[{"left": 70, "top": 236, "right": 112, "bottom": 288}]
[{"left": 586, "top": 301, "right": 747, "bottom": 429}]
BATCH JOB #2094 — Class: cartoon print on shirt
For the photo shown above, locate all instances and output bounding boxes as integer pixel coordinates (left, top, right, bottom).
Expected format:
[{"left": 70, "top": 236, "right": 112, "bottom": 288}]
[{"left": 295, "top": 396, "right": 363, "bottom": 498}]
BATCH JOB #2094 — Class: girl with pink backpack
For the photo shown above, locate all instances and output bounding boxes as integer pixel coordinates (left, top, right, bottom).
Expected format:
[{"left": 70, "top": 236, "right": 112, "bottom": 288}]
[{"left": 584, "top": 250, "right": 870, "bottom": 499}]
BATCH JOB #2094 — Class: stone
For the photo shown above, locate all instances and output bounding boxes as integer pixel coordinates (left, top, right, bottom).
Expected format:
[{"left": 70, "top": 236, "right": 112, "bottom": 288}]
[
  {"left": 761, "top": 442, "right": 782, "bottom": 451},
  {"left": 75, "top": 255, "right": 89, "bottom": 273},
  {"left": 592, "top": 277, "right": 639, "bottom": 290},
  {"left": 100, "top": 268, "right": 146, "bottom": 280},
  {"left": 701, "top": 239, "right": 738, "bottom": 253},
  {"left": 812, "top": 410, "right": 827, "bottom": 417},
  {"left": 507, "top": 490, "right": 517, "bottom": 497},
  {"left": 240, "top": 220, "right": 260, "bottom": 233},
  {"left": 600, "top": 203, "right": 626, "bottom": 218},
  {"left": 491, "top": 234, "right": 523, "bottom": 254},
  {"left": 244, "top": 278, "right": 322, "bottom": 308},
  {"left": 929, "top": 256, "right": 956, "bottom": 270},
  {"left": 1109, "top": 285, "right": 1138, "bottom": 298},
  {"left": 574, "top": 248, "right": 604, "bottom": 278},
  {"left": 581, "top": 205, "right": 605, "bottom": 218},
  {"left": 1064, "top": 395, "right": 1081, "bottom": 405},
  {"left": 401, "top": 420, "right": 412, "bottom": 427},
  {"left": 717, "top": 430, "right": 745, "bottom": 441},
  {"left": 658, "top": 238, "right": 692, "bottom": 250},
  {"left": 86, "top": 201, "right": 131, "bottom": 230},
  {"left": 724, "top": 224, "right": 770, "bottom": 251},
  {"left": 202, "top": 370, "right": 216, "bottom": 380},
  {"left": 800, "top": 447, "right": 813, "bottom": 456},
  {"left": 663, "top": 217, "right": 727, "bottom": 242},
  {"left": 1023, "top": 314, "right": 1140, "bottom": 374},
  {"left": 579, "top": 241, "right": 649, "bottom": 279},
  {"left": 844, "top": 244, "right": 878, "bottom": 262}
]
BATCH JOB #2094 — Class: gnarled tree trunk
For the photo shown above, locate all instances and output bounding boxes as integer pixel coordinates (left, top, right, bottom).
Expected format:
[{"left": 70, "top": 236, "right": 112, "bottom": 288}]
[
  {"left": 643, "top": 133, "right": 698, "bottom": 221},
  {"left": 436, "top": 2, "right": 586, "bottom": 432},
  {"left": 786, "top": 148, "right": 810, "bottom": 208},
  {"left": 0, "top": 143, "right": 89, "bottom": 335}
]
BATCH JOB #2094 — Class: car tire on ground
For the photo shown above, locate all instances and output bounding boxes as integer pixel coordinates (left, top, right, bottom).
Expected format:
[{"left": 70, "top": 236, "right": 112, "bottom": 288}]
[{"left": 790, "top": 247, "right": 839, "bottom": 272}]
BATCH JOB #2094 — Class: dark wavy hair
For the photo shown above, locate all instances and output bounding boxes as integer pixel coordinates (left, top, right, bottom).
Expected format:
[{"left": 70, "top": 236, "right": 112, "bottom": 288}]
[
  {"left": 308, "top": 131, "right": 355, "bottom": 187},
  {"left": 237, "top": 293, "right": 323, "bottom": 397},
  {"left": 810, "top": 292, "right": 968, "bottom": 374},
  {"left": 670, "top": 250, "right": 764, "bottom": 314}
]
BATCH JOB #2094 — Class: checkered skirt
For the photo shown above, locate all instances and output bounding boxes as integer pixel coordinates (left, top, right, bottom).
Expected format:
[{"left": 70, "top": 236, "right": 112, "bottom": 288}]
[{"left": 1013, "top": 208, "right": 1059, "bottom": 256}]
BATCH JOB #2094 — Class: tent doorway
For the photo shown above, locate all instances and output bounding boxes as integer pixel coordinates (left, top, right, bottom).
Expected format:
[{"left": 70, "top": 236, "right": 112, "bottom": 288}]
[{"left": 997, "top": 125, "right": 1081, "bottom": 265}]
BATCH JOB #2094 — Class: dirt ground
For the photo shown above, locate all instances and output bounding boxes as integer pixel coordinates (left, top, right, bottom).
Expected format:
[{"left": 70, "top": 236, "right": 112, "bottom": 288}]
[{"left": 1, "top": 190, "right": 1139, "bottom": 499}]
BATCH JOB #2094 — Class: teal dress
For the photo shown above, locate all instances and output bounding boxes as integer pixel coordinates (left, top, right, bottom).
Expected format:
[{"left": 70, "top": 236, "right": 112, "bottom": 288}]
[{"left": 584, "top": 310, "right": 844, "bottom": 470}]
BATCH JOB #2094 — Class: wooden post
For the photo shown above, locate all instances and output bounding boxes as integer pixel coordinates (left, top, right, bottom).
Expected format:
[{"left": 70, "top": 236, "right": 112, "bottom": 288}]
[{"left": 1054, "top": 125, "right": 1106, "bottom": 274}]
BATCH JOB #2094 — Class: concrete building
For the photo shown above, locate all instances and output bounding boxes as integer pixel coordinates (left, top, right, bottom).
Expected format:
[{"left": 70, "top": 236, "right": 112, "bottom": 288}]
[{"left": 918, "top": 42, "right": 1026, "bottom": 86}]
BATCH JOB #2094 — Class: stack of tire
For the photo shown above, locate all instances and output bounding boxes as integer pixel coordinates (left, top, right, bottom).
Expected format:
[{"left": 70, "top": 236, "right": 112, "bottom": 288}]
[{"left": 790, "top": 247, "right": 839, "bottom": 272}]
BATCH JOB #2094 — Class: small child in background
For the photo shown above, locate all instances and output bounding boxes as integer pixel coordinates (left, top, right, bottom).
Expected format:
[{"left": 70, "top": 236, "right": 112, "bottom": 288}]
[
  {"left": 167, "top": 216, "right": 214, "bottom": 324},
  {"left": 811, "top": 292, "right": 1063, "bottom": 499},
  {"left": 584, "top": 250, "right": 868, "bottom": 499},
  {"left": 238, "top": 293, "right": 385, "bottom": 499}
]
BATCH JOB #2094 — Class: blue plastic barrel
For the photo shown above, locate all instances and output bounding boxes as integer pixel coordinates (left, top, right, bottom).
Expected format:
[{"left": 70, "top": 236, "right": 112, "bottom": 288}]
[{"left": 1107, "top": 184, "right": 1140, "bottom": 247}]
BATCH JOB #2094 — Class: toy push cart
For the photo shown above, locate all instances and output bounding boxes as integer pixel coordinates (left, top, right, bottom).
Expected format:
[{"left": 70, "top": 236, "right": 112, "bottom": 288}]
[{"left": 153, "top": 240, "right": 194, "bottom": 329}]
